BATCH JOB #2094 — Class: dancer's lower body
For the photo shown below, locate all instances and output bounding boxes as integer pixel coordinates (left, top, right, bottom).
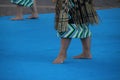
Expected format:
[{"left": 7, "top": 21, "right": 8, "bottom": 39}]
[
  {"left": 53, "top": 24, "right": 92, "bottom": 64},
  {"left": 11, "top": 0, "right": 38, "bottom": 20}
]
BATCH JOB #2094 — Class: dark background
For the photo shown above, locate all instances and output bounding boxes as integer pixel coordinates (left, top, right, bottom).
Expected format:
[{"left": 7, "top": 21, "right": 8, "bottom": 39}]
[{"left": 0, "top": 0, "right": 120, "bottom": 16}]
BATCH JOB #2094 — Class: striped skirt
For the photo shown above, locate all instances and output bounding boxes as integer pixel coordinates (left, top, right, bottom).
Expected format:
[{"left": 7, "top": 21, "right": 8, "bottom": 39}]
[
  {"left": 11, "top": 0, "right": 33, "bottom": 7},
  {"left": 57, "top": 24, "right": 91, "bottom": 38}
]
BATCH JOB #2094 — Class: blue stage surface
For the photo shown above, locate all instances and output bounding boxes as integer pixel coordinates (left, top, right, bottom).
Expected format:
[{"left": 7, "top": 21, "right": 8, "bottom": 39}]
[{"left": 0, "top": 8, "right": 120, "bottom": 80}]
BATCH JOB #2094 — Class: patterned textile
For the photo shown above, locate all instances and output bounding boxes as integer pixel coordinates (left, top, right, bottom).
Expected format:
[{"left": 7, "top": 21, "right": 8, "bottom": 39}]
[
  {"left": 55, "top": 0, "right": 99, "bottom": 32},
  {"left": 55, "top": 0, "right": 69, "bottom": 32},
  {"left": 57, "top": 24, "right": 91, "bottom": 38},
  {"left": 11, "top": 0, "right": 33, "bottom": 7}
]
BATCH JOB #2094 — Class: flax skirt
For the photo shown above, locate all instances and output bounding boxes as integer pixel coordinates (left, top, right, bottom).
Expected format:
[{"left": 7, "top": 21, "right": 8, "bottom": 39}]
[
  {"left": 11, "top": 0, "right": 33, "bottom": 7},
  {"left": 56, "top": 0, "right": 92, "bottom": 39}
]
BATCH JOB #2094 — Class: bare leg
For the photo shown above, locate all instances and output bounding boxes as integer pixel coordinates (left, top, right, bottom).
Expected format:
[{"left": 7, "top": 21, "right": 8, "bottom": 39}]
[
  {"left": 11, "top": 5, "right": 23, "bottom": 20},
  {"left": 53, "top": 38, "right": 71, "bottom": 64},
  {"left": 28, "top": 0, "right": 38, "bottom": 19},
  {"left": 73, "top": 37, "right": 92, "bottom": 59}
]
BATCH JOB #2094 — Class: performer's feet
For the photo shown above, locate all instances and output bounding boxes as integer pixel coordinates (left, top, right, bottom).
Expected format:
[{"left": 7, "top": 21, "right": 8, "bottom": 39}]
[
  {"left": 53, "top": 53, "right": 66, "bottom": 64},
  {"left": 28, "top": 14, "right": 38, "bottom": 19},
  {"left": 73, "top": 53, "right": 92, "bottom": 59},
  {"left": 11, "top": 17, "right": 23, "bottom": 20}
]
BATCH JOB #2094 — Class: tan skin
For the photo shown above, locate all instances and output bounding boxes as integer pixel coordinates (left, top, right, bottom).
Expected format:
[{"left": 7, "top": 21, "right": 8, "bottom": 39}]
[
  {"left": 52, "top": 0, "right": 92, "bottom": 64},
  {"left": 11, "top": 0, "right": 38, "bottom": 20}
]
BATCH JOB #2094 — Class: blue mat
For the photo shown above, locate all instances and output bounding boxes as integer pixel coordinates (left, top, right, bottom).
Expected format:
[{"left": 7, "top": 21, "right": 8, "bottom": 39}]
[{"left": 0, "top": 8, "right": 120, "bottom": 80}]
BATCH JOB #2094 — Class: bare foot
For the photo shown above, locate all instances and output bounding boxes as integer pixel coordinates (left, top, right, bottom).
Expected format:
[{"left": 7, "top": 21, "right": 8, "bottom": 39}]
[
  {"left": 53, "top": 55, "right": 66, "bottom": 64},
  {"left": 11, "top": 17, "right": 23, "bottom": 20},
  {"left": 73, "top": 53, "right": 92, "bottom": 59},
  {"left": 28, "top": 14, "right": 38, "bottom": 19}
]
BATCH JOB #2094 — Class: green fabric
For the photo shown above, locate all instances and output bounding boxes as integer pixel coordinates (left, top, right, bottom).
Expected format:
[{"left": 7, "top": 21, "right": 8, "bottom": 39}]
[
  {"left": 11, "top": 0, "right": 33, "bottom": 7},
  {"left": 57, "top": 24, "right": 91, "bottom": 38}
]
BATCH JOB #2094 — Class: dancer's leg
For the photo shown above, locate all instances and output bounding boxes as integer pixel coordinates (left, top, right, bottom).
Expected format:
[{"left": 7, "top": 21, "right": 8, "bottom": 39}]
[
  {"left": 11, "top": 5, "right": 23, "bottom": 20},
  {"left": 53, "top": 38, "right": 71, "bottom": 64},
  {"left": 73, "top": 37, "right": 92, "bottom": 59},
  {"left": 28, "top": 0, "right": 38, "bottom": 19}
]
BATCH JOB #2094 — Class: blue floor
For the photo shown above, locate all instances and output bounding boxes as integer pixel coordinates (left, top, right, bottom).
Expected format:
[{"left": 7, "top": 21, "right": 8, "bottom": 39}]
[{"left": 0, "top": 8, "right": 120, "bottom": 80}]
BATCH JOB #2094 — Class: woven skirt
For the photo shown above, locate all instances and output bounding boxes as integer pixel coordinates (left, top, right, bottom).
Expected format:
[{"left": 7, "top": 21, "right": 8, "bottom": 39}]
[
  {"left": 57, "top": 24, "right": 91, "bottom": 38},
  {"left": 11, "top": 0, "right": 33, "bottom": 7}
]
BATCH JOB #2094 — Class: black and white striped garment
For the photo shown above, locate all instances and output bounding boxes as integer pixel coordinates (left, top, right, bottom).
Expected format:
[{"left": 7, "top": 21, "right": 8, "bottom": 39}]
[
  {"left": 57, "top": 24, "right": 91, "bottom": 38},
  {"left": 11, "top": 0, "right": 33, "bottom": 7}
]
